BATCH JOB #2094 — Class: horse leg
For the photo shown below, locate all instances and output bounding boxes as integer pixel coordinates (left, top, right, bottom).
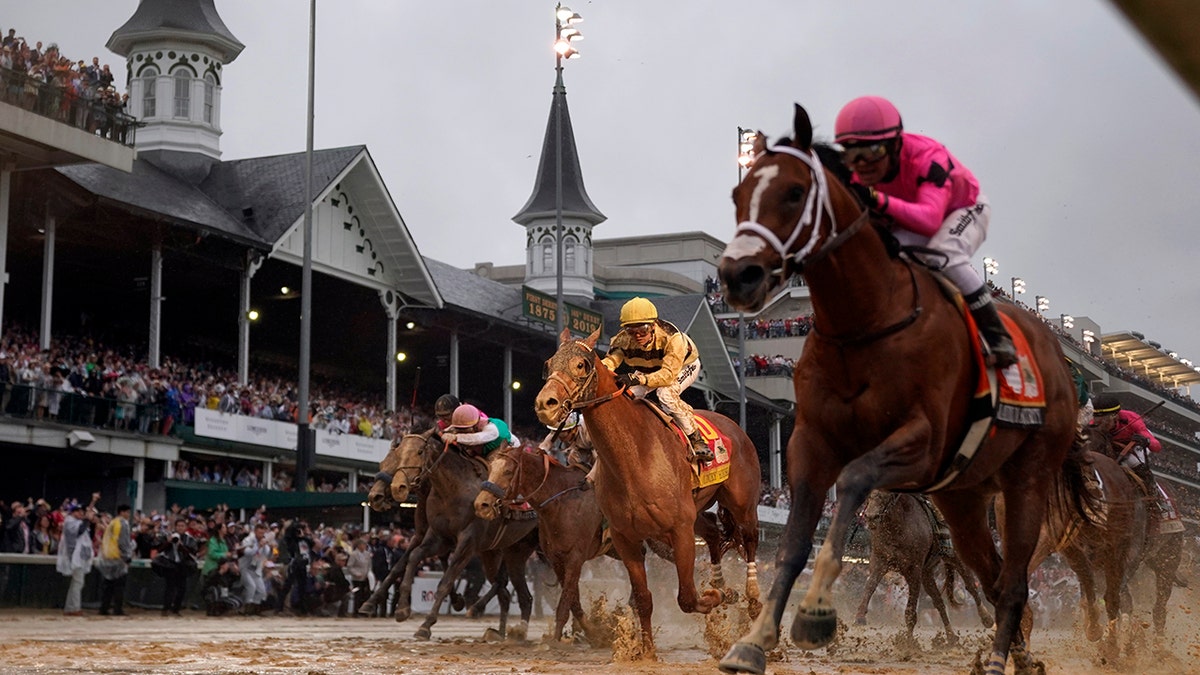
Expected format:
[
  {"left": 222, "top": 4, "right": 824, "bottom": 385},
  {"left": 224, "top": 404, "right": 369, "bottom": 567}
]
[
  {"left": 720, "top": 478, "right": 829, "bottom": 675},
  {"left": 611, "top": 530, "right": 656, "bottom": 659},
  {"left": 394, "top": 535, "right": 448, "bottom": 622},
  {"left": 922, "top": 562, "right": 958, "bottom": 646},
  {"left": 899, "top": 567, "right": 922, "bottom": 646},
  {"left": 670, "top": 518, "right": 722, "bottom": 615},
  {"left": 952, "top": 556, "right": 993, "bottom": 627},
  {"left": 695, "top": 511, "right": 726, "bottom": 589},
  {"left": 1060, "top": 546, "right": 1102, "bottom": 642},
  {"left": 1152, "top": 534, "right": 1183, "bottom": 636},
  {"left": 853, "top": 562, "right": 886, "bottom": 625},
  {"left": 414, "top": 536, "right": 475, "bottom": 640},
  {"left": 503, "top": 547, "right": 535, "bottom": 642}
]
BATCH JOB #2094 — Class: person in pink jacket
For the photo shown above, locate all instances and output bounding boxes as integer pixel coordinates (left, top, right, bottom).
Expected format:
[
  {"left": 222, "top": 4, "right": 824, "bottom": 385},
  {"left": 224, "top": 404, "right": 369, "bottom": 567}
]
[{"left": 835, "top": 96, "right": 1016, "bottom": 368}]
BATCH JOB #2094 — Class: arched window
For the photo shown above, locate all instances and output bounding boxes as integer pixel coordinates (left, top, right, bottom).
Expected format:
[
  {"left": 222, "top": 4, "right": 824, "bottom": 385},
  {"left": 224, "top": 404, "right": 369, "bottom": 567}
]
[
  {"left": 541, "top": 239, "right": 554, "bottom": 274},
  {"left": 564, "top": 238, "right": 576, "bottom": 273},
  {"left": 139, "top": 65, "right": 159, "bottom": 117},
  {"left": 172, "top": 68, "right": 191, "bottom": 118},
  {"left": 203, "top": 73, "right": 216, "bottom": 123}
]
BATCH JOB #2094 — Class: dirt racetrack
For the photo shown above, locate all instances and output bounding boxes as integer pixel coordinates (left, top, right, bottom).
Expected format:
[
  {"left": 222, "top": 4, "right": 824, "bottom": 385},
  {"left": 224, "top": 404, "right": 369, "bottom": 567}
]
[
  {"left": 0, "top": 584, "right": 1196, "bottom": 675},
  {"left": 0, "top": 553, "right": 1197, "bottom": 675}
]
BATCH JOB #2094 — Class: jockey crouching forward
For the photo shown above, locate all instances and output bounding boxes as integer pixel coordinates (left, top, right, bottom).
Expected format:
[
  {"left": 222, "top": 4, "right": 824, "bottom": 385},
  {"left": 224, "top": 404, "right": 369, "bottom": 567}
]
[
  {"left": 1090, "top": 395, "right": 1161, "bottom": 514},
  {"left": 602, "top": 297, "right": 714, "bottom": 463},
  {"left": 835, "top": 95, "right": 1017, "bottom": 368},
  {"left": 538, "top": 411, "right": 593, "bottom": 469},
  {"left": 443, "top": 403, "right": 517, "bottom": 459}
]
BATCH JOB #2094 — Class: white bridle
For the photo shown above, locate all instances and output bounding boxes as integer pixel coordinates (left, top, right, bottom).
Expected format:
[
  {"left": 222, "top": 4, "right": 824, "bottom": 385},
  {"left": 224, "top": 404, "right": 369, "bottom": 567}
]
[{"left": 726, "top": 145, "right": 837, "bottom": 273}]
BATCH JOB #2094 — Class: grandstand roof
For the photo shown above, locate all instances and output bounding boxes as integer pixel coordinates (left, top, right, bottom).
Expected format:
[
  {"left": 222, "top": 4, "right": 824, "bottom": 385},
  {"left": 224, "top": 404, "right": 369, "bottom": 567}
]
[{"left": 1102, "top": 330, "right": 1200, "bottom": 386}]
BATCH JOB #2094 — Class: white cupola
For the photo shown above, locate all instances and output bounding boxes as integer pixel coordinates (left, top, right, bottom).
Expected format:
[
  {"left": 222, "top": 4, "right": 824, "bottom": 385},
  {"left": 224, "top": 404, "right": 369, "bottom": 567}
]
[{"left": 106, "top": 0, "right": 244, "bottom": 183}]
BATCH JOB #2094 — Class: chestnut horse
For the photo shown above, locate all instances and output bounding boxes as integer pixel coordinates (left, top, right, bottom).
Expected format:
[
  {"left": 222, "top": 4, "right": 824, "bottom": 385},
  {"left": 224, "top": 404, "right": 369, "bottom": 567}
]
[
  {"left": 854, "top": 492, "right": 992, "bottom": 645},
  {"left": 534, "top": 327, "right": 762, "bottom": 657},
  {"left": 715, "top": 103, "right": 1092, "bottom": 675},
  {"left": 474, "top": 445, "right": 605, "bottom": 643},
  {"left": 382, "top": 429, "right": 539, "bottom": 640}
]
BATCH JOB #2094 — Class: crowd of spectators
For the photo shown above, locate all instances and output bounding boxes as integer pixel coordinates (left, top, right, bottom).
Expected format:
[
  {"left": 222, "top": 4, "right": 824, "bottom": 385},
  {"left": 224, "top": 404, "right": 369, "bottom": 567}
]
[
  {"left": 0, "top": 492, "right": 431, "bottom": 618},
  {"left": 718, "top": 316, "right": 813, "bottom": 340},
  {"left": 734, "top": 354, "right": 796, "bottom": 378},
  {"left": 0, "top": 27, "right": 133, "bottom": 142}
]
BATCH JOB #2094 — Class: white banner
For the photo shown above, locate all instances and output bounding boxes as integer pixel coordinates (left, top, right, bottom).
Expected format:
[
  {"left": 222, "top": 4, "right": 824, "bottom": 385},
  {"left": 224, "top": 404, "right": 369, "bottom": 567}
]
[{"left": 193, "top": 408, "right": 391, "bottom": 463}]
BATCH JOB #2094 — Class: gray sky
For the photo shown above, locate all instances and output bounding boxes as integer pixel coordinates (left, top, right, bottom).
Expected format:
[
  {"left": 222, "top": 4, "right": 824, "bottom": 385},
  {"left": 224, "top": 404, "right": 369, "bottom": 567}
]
[{"left": 9, "top": 1, "right": 1200, "bottom": 373}]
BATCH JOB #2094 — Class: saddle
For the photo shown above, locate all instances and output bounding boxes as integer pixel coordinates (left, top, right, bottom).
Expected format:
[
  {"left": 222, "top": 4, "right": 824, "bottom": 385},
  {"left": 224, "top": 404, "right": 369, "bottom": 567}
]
[{"left": 626, "top": 394, "right": 732, "bottom": 488}]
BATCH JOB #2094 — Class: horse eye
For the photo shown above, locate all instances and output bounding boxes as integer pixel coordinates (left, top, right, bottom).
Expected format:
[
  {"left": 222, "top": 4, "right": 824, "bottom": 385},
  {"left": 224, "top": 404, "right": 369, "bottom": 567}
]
[{"left": 786, "top": 186, "right": 805, "bottom": 203}]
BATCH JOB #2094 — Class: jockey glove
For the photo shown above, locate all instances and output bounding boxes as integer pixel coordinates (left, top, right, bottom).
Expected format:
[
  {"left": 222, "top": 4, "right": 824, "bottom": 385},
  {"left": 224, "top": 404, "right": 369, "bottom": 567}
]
[
  {"left": 1132, "top": 434, "right": 1150, "bottom": 448},
  {"left": 849, "top": 183, "right": 878, "bottom": 210},
  {"left": 616, "top": 372, "right": 644, "bottom": 388}
]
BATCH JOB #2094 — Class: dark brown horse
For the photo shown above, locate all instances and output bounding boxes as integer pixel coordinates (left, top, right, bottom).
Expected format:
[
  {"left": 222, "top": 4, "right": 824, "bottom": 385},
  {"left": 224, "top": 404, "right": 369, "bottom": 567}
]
[
  {"left": 473, "top": 445, "right": 604, "bottom": 643},
  {"left": 715, "top": 104, "right": 1092, "bottom": 675},
  {"left": 383, "top": 429, "right": 539, "bottom": 640},
  {"left": 534, "top": 327, "right": 762, "bottom": 658},
  {"left": 854, "top": 492, "right": 992, "bottom": 645}
]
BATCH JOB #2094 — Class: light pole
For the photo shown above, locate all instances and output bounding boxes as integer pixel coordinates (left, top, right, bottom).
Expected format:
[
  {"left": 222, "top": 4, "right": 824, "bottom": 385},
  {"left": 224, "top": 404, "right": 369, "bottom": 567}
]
[
  {"left": 1011, "top": 276, "right": 1025, "bottom": 299},
  {"left": 735, "top": 127, "right": 758, "bottom": 429},
  {"left": 1035, "top": 295, "right": 1049, "bottom": 315},
  {"left": 1060, "top": 314, "right": 1074, "bottom": 330},
  {"left": 553, "top": 4, "right": 583, "bottom": 335},
  {"left": 982, "top": 257, "right": 998, "bottom": 285}
]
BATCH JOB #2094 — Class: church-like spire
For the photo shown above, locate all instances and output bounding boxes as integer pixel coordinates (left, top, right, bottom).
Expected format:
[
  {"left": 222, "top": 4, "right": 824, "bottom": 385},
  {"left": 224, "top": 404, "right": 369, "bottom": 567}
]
[
  {"left": 107, "top": 0, "right": 244, "bottom": 62},
  {"left": 512, "top": 70, "right": 606, "bottom": 226}
]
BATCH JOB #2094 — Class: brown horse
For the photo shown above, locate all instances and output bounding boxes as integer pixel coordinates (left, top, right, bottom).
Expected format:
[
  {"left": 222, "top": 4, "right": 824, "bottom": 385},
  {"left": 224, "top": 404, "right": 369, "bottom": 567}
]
[
  {"left": 715, "top": 104, "right": 1092, "bottom": 675},
  {"left": 854, "top": 492, "right": 993, "bottom": 645},
  {"left": 1016, "top": 449, "right": 1146, "bottom": 659},
  {"left": 382, "top": 429, "right": 539, "bottom": 640},
  {"left": 534, "top": 327, "right": 762, "bottom": 657},
  {"left": 473, "top": 445, "right": 604, "bottom": 644}
]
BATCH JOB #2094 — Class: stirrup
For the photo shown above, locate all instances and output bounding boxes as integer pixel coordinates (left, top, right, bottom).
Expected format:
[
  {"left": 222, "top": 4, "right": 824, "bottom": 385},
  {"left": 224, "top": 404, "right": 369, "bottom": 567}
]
[{"left": 691, "top": 446, "right": 715, "bottom": 463}]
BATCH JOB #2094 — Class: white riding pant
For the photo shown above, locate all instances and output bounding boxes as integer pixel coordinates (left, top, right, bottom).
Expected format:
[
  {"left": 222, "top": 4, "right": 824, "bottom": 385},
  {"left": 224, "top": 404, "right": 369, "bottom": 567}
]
[
  {"left": 629, "top": 358, "right": 701, "bottom": 434},
  {"left": 1120, "top": 445, "right": 1148, "bottom": 469},
  {"left": 891, "top": 195, "right": 990, "bottom": 295}
]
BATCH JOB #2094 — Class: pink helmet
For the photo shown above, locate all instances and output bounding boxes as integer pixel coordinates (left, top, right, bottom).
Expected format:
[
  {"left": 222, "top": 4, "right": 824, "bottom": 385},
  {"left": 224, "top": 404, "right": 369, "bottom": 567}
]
[
  {"left": 835, "top": 96, "right": 903, "bottom": 144},
  {"left": 449, "top": 403, "right": 487, "bottom": 430}
]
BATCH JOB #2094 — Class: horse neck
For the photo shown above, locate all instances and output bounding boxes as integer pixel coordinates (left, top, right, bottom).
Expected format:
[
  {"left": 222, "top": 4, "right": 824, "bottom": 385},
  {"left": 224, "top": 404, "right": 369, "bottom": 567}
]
[
  {"left": 429, "top": 449, "right": 482, "bottom": 507},
  {"left": 805, "top": 221, "right": 911, "bottom": 339},
  {"left": 582, "top": 391, "right": 679, "bottom": 478},
  {"left": 517, "top": 454, "right": 571, "bottom": 504}
]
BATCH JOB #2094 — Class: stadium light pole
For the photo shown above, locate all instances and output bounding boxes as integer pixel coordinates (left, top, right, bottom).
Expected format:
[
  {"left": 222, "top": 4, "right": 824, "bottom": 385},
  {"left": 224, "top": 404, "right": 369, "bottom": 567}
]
[
  {"left": 295, "top": 0, "right": 317, "bottom": 492},
  {"left": 1060, "top": 314, "right": 1074, "bottom": 330},
  {"left": 553, "top": 4, "right": 583, "bottom": 335},
  {"left": 1011, "top": 276, "right": 1025, "bottom": 299},
  {"left": 1035, "top": 295, "right": 1049, "bottom": 315},
  {"left": 982, "top": 257, "right": 998, "bottom": 285},
  {"left": 735, "top": 127, "right": 758, "bottom": 429}
]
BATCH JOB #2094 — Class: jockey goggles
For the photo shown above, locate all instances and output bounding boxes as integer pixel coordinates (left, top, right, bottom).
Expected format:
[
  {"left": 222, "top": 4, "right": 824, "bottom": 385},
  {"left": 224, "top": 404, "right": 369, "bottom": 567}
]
[
  {"left": 841, "top": 142, "right": 888, "bottom": 166},
  {"left": 625, "top": 322, "right": 654, "bottom": 336}
]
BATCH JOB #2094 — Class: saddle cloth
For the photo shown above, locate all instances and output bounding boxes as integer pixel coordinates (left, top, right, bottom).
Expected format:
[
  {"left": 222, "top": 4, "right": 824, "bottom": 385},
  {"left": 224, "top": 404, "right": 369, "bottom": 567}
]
[
  {"left": 1153, "top": 481, "right": 1185, "bottom": 534},
  {"left": 965, "top": 307, "right": 1048, "bottom": 428},
  {"left": 670, "top": 415, "right": 733, "bottom": 489}
]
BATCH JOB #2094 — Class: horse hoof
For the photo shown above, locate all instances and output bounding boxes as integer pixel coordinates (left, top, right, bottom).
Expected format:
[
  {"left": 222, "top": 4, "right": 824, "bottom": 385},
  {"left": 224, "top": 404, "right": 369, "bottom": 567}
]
[
  {"left": 394, "top": 608, "right": 411, "bottom": 623},
  {"left": 718, "top": 641, "right": 767, "bottom": 675},
  {"left": 791, "top": 607, "right": 838, "bottom": 649},
  {"left": 747, "top": 598, "right": 763, "bottom": 620},
  {"left": 413, "top": 626, "right": 432, "bottom": 641},
  {"left": 451, "top": 596, "right": 465, "bottom": 612},
  {"left": 466, "top": 606, "right": 481, "bottom": 619},
  {"left": 483, "top": 627, "right": 504, "bottom": 643},
  {"left": 356, "top": 601, "right": 376, "bottom": 616},
  {"left": 853, "top": 616, "right": 867, "bottom": 626},
  {"left": 979, "top": 613, "right": 993, "bottom": 629},
  {"left": 1084, "top": 621, "right": 1102, "bottom": 642}
]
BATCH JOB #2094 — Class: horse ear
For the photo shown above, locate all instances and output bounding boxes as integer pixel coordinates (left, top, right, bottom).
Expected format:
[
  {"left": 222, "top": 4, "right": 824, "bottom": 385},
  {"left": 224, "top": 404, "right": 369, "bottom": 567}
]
[
  {"left": 792, "top": 103, "right": 813, "bottom": 151},
  {"left": 585, "top": 328, "right": 601, "bottom": 349},
  {"left": 558, "top": 328, "right": 572, "bottom": 345}
]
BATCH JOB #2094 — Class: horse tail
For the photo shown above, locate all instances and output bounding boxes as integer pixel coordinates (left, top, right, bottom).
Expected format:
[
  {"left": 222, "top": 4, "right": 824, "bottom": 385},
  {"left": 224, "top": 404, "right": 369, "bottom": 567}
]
[
  {"left": 942, "top": 559, "right": 963, "bottom": 607},
  {"left": 1055, "top": 427, "right": 1102, "bottom": 528}
]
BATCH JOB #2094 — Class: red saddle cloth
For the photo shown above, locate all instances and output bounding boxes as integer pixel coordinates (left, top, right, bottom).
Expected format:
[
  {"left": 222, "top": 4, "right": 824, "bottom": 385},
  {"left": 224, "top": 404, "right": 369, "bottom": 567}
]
[
  {"left": 964, "top": 310, "right": 1048, "bottom": 428},
  {"left": 672, "top": 416, "right": 733, "bottom": 487}
]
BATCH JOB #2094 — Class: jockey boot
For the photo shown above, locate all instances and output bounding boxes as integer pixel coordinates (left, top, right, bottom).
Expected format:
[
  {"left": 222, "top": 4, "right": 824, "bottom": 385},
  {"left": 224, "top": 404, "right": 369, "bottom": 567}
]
[
  {"left": 687, "top": 429, "right": 715, "bottom": 463},
  {"left": 1131, "top": 462, "right": 1161, "bottom": 517},
  {"left": 965, "top": 288, "right": 1018, "bottom": 369}
]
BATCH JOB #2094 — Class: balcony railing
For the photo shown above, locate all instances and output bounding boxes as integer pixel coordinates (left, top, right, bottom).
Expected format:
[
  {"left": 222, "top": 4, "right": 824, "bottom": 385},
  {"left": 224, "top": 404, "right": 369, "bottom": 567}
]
[
  {"left": 0, "top": 384, "right": 169, "bottom": 435},
  {"left": 1, "top": 67, "right": 138, "bottom": 146}
]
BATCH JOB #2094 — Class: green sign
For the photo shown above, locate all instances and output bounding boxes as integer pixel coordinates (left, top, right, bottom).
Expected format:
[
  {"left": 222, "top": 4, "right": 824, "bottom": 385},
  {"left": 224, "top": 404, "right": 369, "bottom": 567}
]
[{"left": 521, "top": 286, "right": 603, "bottom": 337}]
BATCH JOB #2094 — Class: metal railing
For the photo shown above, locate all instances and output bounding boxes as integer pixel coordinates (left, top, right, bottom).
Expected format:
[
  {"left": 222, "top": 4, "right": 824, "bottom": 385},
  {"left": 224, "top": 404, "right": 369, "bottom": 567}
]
[
  {"left": 0, "top": 384, "right": 169, "bottom": 435},
  {"left": 0, "top": 66, "right": 138, "bottom": 146}
]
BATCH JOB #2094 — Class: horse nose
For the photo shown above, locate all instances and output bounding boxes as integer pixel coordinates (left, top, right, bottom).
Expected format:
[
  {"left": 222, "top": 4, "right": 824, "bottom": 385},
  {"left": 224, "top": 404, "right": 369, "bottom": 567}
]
[
  {"left": 474, "top": 494, "right": 496, "bottom": 520},
  {"left": 534, "top": 392, "right": 559, "bottom": 421},
  {"left": 719, "top": 257, "right": 765, "bottom": 299},
  {"left": 367, "top": 491, "right": 386, "bottom": 511},
  {"left": 391, "top": 481, "right": 409, "bottom": 503}
]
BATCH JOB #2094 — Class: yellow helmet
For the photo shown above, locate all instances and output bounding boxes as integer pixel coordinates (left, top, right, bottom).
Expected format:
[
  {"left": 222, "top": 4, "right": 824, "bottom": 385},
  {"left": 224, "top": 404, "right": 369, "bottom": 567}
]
[{"left": 619, "top": 297, "right": 658, "bottom": 326}]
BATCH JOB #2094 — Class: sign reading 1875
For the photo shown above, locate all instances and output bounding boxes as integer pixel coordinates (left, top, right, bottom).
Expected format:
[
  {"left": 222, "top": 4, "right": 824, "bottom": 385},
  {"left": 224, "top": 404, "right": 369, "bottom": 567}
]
[{"left": 521, "top": 286, "right": 603, "bottom": 337}]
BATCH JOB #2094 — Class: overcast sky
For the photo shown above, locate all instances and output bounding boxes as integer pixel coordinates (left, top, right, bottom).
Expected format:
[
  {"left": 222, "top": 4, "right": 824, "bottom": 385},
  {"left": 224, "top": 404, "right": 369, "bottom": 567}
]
[{"left": 9, "top": 1, "right": 1200, "bottom": 374}]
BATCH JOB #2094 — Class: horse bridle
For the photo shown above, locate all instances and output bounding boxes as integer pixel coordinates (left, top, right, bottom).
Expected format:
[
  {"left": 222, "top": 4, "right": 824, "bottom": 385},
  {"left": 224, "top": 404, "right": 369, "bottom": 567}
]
[
  {"left": 734, "top": 145, "right": 870, "bottom": 287},
  {"left": 543, "top": 341, "right": 627, "bottom": 420},
  {"left": 737, "top": 145, "right": 921, "bottom": 348},
  {"left": 374, "top": 432, "right": 438, "bottom": 495},
  {"left": 481, "top": 447, "right": 583, "bottom": 511}
]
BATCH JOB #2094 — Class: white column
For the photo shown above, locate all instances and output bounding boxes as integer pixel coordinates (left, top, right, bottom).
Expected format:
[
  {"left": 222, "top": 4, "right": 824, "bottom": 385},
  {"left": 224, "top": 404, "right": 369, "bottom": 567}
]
[
  {"left": 165, "top": 459, "right": 175, "bottom": 480},
  {"left": 770, "top": 415, "right": 783, "bottom": 489},
  {"left": 132, "top": 457, "right": 145, "bottom": 514},
  {"left": 39, "top": 212, "right": 55, "bottom": 350},
  {"left": 449, "top": 331, "right": 460, "bottom": 398},
  {"left": 0, "top": 162, "right": 11, "bottom": 334},
  {"left": 148, "top": 241, "right": 163, "bottom": 369},
  {"left": 264, "top": 460, "right": 274, "bottom": 491},
  {"left": 503, "top": 346, "right": 513, "bottom": 426}
]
